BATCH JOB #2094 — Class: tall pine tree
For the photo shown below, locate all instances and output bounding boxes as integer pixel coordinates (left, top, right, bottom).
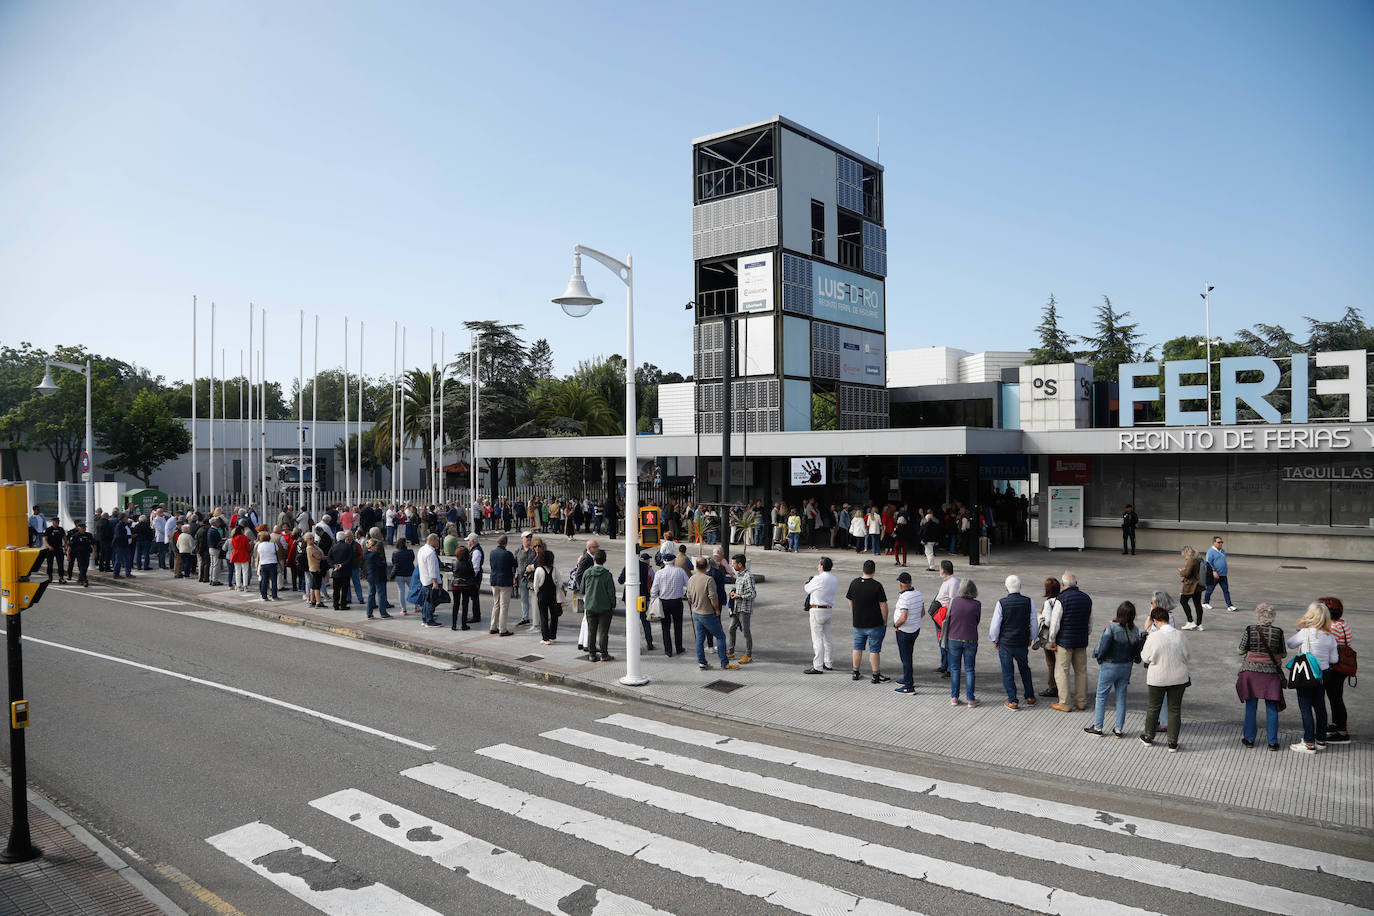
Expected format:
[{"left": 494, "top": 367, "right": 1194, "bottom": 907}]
[
  {"left": 1028, "top": 294, "right": 1077, "bottom": 364},
  {"left": 1081, "top": 295, "right": 1146, "bottom": 383}
]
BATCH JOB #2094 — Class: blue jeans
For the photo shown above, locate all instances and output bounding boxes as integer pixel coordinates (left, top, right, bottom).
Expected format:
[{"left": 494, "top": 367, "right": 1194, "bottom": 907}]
[
  {"left": 1244, "top": 697, "right": 1280, "bottom": 746},
  {"left": 868, "top": 533, "right": 881, "bottom": 555},
  {"left": 694, "top": 613, "right": 729, "bottom": 667},
  {"left": 351, "top": 567, "right": 365, "bottom": 603},
  {"left": 135, "top": 542, "right": 151, "bottom": 569},
  {"left": 155, "top": 542, "right": 168, "bottom": 568},
  {"left": 367, "top": 576, "right": 391, "bottom": 616},
  {"left": 385, "top": 524, "right": 395, "bottom": 545},
  {"left": 1295, "top": 682, "right": 1327, "bottom": 745},
  {"left": 112, "top": 545, "right": 133, "bottom": 577},
  {"left": 419, "top": 585, "right": 437, "bottom": 625},
  {"left": 949, "top": 639, "right": 977, "bottom": 700},
  {"left": 1204, "top": 575, "right": 1233, "bottom": 607},
  {"left": 896, "top": 629, "right": 919, "bottom": 689},
  {"left": 1093, "top": 661, "right": 1133, "bottom": 730},
  {"left": 788, "top": 533, "right": 799, "bottom": 552},
  {"left": 258, "top": 563, "right": 278, "bottom": 599},
  {"left": 948, "top": 535, "right": 958, "bottom": 553},
  {"left": 998, "top": 644, "right": 1035, "bottom": 704}
]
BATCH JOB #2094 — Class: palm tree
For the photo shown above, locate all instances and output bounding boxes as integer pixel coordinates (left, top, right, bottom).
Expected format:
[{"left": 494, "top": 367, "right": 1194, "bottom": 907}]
[{"left": 369, "top": 368, "right": 441, "bottom": 484}]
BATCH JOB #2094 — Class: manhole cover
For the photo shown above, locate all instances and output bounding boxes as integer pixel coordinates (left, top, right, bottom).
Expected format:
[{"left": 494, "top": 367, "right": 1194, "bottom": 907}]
[
  {"left": 703, "top": 680, "right": 743, "bottom": 693},
  {"left": 517, "top": 654, "right": 544, "bottom": 662}
]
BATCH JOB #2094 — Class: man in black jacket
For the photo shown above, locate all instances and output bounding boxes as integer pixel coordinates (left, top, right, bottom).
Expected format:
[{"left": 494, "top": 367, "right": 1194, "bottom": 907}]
[
  {"left": 1121, "top": 504, "right": 1139, "bottom": 555},
  {"left": 328, "top": 532, "right": 355, "bottom": 610}
]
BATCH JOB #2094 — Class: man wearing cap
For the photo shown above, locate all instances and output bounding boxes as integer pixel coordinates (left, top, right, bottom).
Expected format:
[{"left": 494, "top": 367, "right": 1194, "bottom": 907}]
[
  {"left": 514, "top": 531, "right": 538, "bottom": 627},
  {"left": 892, "top": 571, "right": 924, "bottom": 693},
  {"left": 66, "top": 521, "right": 94, "bottom": 586},
  {"left": 465, "top": 533, "right": 484, "bottom": 624}
]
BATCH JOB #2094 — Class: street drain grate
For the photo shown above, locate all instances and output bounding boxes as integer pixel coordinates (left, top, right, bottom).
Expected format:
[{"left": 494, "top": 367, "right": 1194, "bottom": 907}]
[
  {"left": 1279, "top": 565, "right": 1308, "bottom": 570},
  {"left": 703, "top": 680, "right": 743, "bottom": 694},
  {"left": 517, "top": 654, "right": 544, "bottom": 662}
]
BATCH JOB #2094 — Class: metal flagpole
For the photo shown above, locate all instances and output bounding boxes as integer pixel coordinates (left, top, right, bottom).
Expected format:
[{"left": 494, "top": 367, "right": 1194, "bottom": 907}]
[
  {"left": 391, "top": 322, "right": 398, "bottom": 507},
  {"left": 239, "top": 350, "right": 245, "bottom": 505},
  {"left": 429, "top": 327, "right": 436, "bottom": 505},
  {"left": 358, "top": 321, "right": 364, "bottom": 505},
  {"left": 473, "top": 331, "right": 481, "bottom": 513},
  {"left": 246, "top": 306, "right": 253, "bottom": 516},
  {"left": 400, "top": 328, "right": 407, "bottom": 503},
  {"left": 221, "top": 350, "right": 227, "bottom": 500},
  {"left": 298, "top": 309, "right": 304, "bottom": 518},
  {"left": 209, "top": 302, "right": 215, "bottom": 515},
  {"left": 469, "top": 333, "right": 475, "bottom": 513},
  {"left": 439, "top": 330, "right": 445, "bottom": 504},
  {"left": 192, "top": 296, "right": 198, "bottom": 511},
  {"left": 260, "top": 311, "right": 267, "bottom": 519},
  {"left": 344, "top": 317, "right": 351, "bottom": 509},
  {"left": 312, "top": 315, "right": 319, "bottom": 523}
]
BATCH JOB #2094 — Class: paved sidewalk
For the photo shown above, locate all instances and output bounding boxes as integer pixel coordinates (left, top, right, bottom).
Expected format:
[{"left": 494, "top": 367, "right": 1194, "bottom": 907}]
[
  {"left": 0, "top": 774, "right": 186, "bottom": 915},
  {"left": 89, "top": 539, "right": 1372, "bottom": 833}
]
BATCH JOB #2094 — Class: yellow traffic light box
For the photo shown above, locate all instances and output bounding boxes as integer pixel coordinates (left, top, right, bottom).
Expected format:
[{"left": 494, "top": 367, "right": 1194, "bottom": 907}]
[
  {"left": 638, "top": 505, "right": 661, "bottom": 548},
  {"left": 0, "top": 549, "right": 47, "bottom": 614},
  {"left": 0, "top": 485, "right": 28, "bottom": 549}
]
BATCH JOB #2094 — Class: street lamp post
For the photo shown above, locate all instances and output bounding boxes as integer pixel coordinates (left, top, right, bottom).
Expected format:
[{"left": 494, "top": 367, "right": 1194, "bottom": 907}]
[
  {"left": 1201, "top": 284, "right": 1216, "bottom": 425},
  {"left": 35, "top": 361, "right": 93, "bottom": 533},
  {"left": 553, "top": 246, "right": 647, "bottom": 687}
]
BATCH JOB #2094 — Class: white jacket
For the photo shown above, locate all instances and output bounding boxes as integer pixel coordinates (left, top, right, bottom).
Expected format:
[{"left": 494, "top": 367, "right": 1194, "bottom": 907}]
[
  {"left": 1140, "top": 625, "right": 1191, "bottom": 687},
  {"left": 1287, "top": 628, "right": 1338, "bottom": 670},
  {"left": 849, "top": 516, "right": 867, "bottom": 538}
]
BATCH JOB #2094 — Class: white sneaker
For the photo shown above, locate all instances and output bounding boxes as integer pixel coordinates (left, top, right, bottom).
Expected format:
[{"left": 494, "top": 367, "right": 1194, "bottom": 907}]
[
  {"left": 1201, "top": 603, "right": 1212, "bottom": 610},
  {"left": 1195, "top": 625, "right": 1206, "bottom": 632},
  {"left": 1227, "top": 606, "right": 1238, "bottom": 612},
  {"left": 1290, "top": 743, "right": 1317, "bottom": 754},
  {"left": 1181, "top": 622, "right": 1197, "bottom": 630}
]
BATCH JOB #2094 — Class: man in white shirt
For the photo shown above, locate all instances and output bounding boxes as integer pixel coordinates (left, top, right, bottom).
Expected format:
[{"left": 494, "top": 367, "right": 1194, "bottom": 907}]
[
  {"left": 152, "top": 509, "right": 170, "bottom": 569},
  {"left": 933, "top": 560, "right": 960, "bottom": 677},
  {"left": 416, "top": 533, "right": 442, "bottom": 627},
  {"left": 892, "top": 571, "right": 924, "bottom": 693},
  {"left": 802, "top": 556, "right": 839, "bottom": 674}
]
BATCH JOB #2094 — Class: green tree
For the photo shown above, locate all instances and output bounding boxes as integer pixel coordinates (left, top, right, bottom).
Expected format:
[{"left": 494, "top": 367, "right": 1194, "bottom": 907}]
[
  {"left": 1081, "top": 295, "right": 1149, "bottom": 383},
  {"left": 99, "top": 390, "right": 193, "bottom": 486},
  {"left": 164, "top": 376, "right": 291, "bottom": 420},
  {"left": 527, "top": 339, "right": 554, "bottom": 381},
  {"left": 1027, "top": 294, "right": 1077, "bottom": 364}
]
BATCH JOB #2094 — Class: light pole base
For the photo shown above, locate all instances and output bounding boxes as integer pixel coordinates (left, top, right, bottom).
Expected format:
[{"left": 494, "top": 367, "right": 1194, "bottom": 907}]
[{"left": 618, "top": 675, "right": 649, "bottom": 687}]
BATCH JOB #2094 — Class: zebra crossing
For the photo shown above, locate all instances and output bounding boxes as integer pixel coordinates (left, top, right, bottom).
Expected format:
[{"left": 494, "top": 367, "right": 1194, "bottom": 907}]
[{"left": 207, "top": 713, "right": 1374, "bottom": 915}]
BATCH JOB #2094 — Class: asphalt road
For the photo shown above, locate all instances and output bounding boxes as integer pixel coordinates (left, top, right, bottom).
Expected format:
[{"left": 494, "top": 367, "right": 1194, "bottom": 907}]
[{"left": 3, "top": 583, "right": 1370, "bottom": 915}]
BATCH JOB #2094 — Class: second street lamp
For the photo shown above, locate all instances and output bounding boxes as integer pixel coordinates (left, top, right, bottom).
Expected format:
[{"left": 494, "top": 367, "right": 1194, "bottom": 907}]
[
  {"left": 553, "top": 246, "right": 647, "bottom": 687},
  {"left": 35, "top": 361, "right": 94, "bottom": 534}
]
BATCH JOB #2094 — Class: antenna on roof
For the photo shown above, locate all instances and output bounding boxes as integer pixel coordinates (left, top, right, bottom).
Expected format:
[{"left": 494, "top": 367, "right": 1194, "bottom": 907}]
[{"left": 876, "top": 113, "right": 881, "bottom": 163}]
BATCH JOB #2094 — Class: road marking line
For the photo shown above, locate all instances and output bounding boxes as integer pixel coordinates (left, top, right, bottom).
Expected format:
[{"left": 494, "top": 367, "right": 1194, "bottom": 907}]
[
  {"left": 405, "top": 763, "right": 918, "bottom": 916},
  {"left": 153, "top": 863, "right": 248, "bottom": 916},
  {"left": 22, "top": 635, "right": 437, "bottom": 751},
  {"left": 600, "top": 713, "right": 1374, "bottom": 885},
  {"left": 312, "top": 788, "right": 670, "bottom": 916},
  {"left": 546, "top": 727, "right": 1361, "bottom": 916},
  {"left": 476, "top": 744, "right": 1151, "bottom": 916},
  {"left": 57, "top": 588, "right": 459, "bottom": 670},
  {"left": 482, "top": 672, "right": 623, "bottom": 704},
  {"left": 206, "top": 821, "right": 439, "bottom": 915}
]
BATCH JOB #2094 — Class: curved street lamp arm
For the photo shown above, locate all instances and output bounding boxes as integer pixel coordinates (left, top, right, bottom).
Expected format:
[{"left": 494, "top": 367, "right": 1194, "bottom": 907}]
[
  {"left": 573, "top": 245, "right": 631, "bottom": 285},
  {"left": 48, "top": 360, "right": 89, "bottom": 375}
]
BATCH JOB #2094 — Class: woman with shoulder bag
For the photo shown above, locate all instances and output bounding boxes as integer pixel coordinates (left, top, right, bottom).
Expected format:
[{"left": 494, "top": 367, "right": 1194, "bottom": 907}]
[
  {"left": 1235, "top": 602, "right": 1286, "bottom": 750},
  {"left": 1139, "top": 606, "right": 1191, "bottom": 752},
  {"left": 533, "top": 549, "right": 565, "bottom": 645},
  {"left": 1177, "top": 546, "right": 1204, "bottom": 630},
  {"left": 390, "top": 538, "right": 415, "bottom": 615},
  {"left": 1321, "top": 596, "right": 1353, "bottom": 744},
  {"left": 1287, "top": 602, "right": 1339, "bottom": 753},
  {"left": 1037, "top": 578, "right": 1062, "bottom": 700},
  {"left": 450, "top": 545, "right": 476, "bottom": 631}
]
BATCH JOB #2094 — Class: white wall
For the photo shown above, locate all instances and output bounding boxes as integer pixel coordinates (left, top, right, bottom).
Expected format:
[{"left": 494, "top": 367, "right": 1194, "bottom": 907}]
[
  {"left": 779, "top": 125, "right": 837, "bottom": 258},
  {"left": 887, "top": 347, "right": 969, "bottom": 387},
  {"left": 657, "top": 382, "right": 695, "bottom": 435},
  {"left": 1018, "top": 362, "right": 1093, "bottom": 430},
  {"left": 958, "top": 350, "right": 1031, "bottom": 383}
]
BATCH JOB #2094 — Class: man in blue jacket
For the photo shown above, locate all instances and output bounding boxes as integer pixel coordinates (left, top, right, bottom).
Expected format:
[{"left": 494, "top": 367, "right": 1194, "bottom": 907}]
[
  {"left": 488, "top": 534, "right": 517, "bottom": 636},
  {"left": 1048, "top": 571, "right": 1092, "bottom": 712},
  {"left": 1203, "top": 536, "right": 1236, "bottom": 612}
]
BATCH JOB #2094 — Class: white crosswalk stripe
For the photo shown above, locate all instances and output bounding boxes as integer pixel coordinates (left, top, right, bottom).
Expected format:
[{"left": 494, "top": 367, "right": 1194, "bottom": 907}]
[
  {"left": 543, "top": 726, "right": 1364, "bottom": 916},
  {"left": 311, "top": 788, "right": 671, "bottom": 916},
  {"left": 473, "top": 744, "right": 1155, "bottom": 915},
  {"left": 205, "top": 821, "right": 440, "bottom": 915},
  {"left": 404, "top": 762, "right": 920, "bottom": 916},
  {"left": 599, "top": 712, "right": 1374, "bottom": 885}
]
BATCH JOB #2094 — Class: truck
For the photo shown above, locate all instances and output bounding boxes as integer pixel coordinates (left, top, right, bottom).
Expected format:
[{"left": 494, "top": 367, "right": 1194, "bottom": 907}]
[{"left": 264, "top": 455, "right": 317, "bottom": 508}]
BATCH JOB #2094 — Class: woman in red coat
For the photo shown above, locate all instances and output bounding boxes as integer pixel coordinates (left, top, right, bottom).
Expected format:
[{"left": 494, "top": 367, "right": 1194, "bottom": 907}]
[{"left": 230, "top": 527, "right": 252, "bottom": 591}]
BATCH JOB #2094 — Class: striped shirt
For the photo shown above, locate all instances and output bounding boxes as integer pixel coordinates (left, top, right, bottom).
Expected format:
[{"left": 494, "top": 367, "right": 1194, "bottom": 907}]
[{"left": 1330, "top": 619, "right": 1352, "bottom": 648}]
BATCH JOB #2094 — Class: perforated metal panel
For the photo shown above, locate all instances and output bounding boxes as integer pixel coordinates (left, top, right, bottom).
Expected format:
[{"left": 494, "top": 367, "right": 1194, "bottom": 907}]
[
  {"left": 782, "top": 253, "right": 814, "bottom": 317},
  {"left": 837, "top": 154, "right": 863, "bottom": 213},
  {"left": 693, "top": 321, "right": 726, "bottom": 380},
  {"left": 695, "top": 379, "right": 779, "bottom": 434},
  {"left": 862, "top": 221, "right": 888, "bottom": 277},
  {"left": 692, "top": 188, "right": 779, "bottom": 260},
  {"left": 839, "top": 384, "right": 890, "bottom": 429},
  {"left": 811, "top": 321, "right": 841, "bottom": 379}
]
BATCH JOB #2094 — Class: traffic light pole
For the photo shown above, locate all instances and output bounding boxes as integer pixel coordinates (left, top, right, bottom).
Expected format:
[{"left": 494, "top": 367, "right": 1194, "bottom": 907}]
[{"left": 0, "top": 597, "right": 37, "bottom": 863}]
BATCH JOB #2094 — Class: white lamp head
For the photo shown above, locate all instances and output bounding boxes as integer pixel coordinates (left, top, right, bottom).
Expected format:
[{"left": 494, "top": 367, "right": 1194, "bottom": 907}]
[
  {"left": 35, "top": 367, "right": 59, "bottom": 397},
  {"left": 552, "top": 251, "right": 602, "bottom": 318}
]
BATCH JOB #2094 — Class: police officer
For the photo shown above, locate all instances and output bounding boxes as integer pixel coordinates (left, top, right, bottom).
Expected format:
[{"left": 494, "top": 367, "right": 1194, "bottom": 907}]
[
  {"left": 43, "top": 518, "right": 67, "bottom": 583},
  {"left": 67, "top": 521, "right": 94, "bottom": 587}
]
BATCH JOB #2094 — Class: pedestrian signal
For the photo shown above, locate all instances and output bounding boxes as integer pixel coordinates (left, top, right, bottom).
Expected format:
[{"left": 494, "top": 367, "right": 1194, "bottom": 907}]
[
  {"left": 0, "top": 547, "right": 48, "bottom": 613},
  {"left": 638, "top": 506, "right": 661, "bottom": 548},
  {"left": 0, "top": 485, "right": 28, "bottom": 549}
]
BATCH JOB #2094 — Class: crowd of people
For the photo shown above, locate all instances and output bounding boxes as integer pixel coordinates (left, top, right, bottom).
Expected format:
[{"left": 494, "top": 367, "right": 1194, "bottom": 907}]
[{"left": 27, "top": 498, "right": 1356, "bottom": 754}]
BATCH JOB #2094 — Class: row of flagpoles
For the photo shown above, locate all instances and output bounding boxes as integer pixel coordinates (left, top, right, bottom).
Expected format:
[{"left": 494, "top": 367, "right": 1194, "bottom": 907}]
[{"left": 189, "top": 298, "right": 481, "bottom": 522}]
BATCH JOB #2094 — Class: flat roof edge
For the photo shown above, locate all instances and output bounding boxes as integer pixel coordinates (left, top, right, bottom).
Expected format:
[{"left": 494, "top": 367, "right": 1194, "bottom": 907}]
[{"left": 693, "top": 115, "right": 883, "bottom": 171}]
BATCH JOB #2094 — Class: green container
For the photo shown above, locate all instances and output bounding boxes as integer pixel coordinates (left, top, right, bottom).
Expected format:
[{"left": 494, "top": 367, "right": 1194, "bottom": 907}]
[{"left": 124, "top": 488, "right": 168, "bottom": 516}]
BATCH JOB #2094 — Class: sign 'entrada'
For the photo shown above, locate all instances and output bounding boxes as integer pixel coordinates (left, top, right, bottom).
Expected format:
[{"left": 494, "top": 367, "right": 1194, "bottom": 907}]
[{"left": 1120, "top": 349, "right": 1369, "bottom": 426}]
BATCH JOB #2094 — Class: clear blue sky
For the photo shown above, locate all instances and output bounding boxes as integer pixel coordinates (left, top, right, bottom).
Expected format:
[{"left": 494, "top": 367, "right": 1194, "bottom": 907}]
[{"left": 2, "top": 0, "right": 1371, "bottom": 387}]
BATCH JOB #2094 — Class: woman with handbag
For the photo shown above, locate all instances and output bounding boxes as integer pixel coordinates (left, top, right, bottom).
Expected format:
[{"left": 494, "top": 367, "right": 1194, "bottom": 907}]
[
  {"left": 1287, "top": 602, "right": 1339, "bottom": 753},
  {"left": 1235, "top": 602, "right": 1286, "bottom": 750},
  {"left": 1037, "top": 578, "right": 1062, "bottom": 700},
  {"left": 1139, "top": 606, "right": 1191, "bottom": 752},
  {"left": 391, "top": 538, "right": 415, "bottom": 614},
  {"left": 450, "top": 546, "right": 476, "bottom": 631},
  {"left": 1320, "top": 597, "right": 1353, "bottom": 745},
  {"left": 1177, "top": 546, "right": 1204, "bottom": 630},
  {"left": 533, "top": 549, "right": 565, "bottom": 645}
]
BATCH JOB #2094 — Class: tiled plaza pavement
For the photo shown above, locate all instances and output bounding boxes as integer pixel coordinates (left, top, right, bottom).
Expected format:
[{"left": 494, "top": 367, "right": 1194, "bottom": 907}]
[{"left": 95, "top": 536, "right": 1372, "bottom": 833}]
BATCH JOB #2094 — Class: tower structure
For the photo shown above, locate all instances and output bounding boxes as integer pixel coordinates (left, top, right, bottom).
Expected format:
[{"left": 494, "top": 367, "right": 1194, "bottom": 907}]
[{"left": 692, "top": 116, "right": 889, "bottom": 435}]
